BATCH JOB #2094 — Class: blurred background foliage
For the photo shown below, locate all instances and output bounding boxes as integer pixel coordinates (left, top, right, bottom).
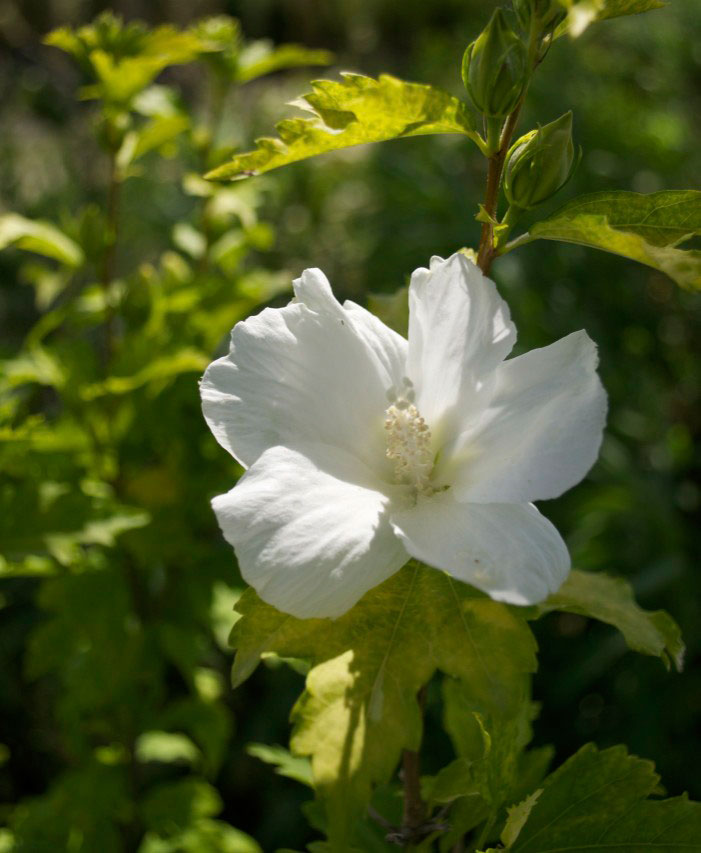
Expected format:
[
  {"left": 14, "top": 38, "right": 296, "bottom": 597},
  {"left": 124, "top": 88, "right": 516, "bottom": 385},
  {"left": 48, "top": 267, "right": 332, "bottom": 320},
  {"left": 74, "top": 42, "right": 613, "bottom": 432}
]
[{"left": 0, "top": 0, "right": 699, "bottom": 850}]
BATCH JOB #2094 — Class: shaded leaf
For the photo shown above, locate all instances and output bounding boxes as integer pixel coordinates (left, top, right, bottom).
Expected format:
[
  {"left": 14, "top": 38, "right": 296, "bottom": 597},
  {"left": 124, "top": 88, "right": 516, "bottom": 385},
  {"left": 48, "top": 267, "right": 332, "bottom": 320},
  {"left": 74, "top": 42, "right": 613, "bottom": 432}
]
[
  {"left": 501, "top": 789, "right": 542, "bottom": 847},
  {"left": 507, "top": 744, "right": 701, "bottom": 852},
  {"left": 519, "top": 190, "right": 701, "bottom": 289},
  {"left": 0, "top": 214, "right": 84, "bottom": 268},
  {"left": 530, "top": 569, "right": 685, "bottom": 670},
  {"left": 206, "top": 74, "right": 478, "bottom": 181},
  {"left": 246, "top": 743, "right": 313, "bottom": 787}
]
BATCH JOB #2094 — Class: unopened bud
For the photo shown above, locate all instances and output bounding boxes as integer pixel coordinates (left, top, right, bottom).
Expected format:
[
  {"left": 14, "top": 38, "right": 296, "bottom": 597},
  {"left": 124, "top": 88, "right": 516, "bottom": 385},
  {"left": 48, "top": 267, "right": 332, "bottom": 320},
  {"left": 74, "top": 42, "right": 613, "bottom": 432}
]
[
  {"left": 462, "top": 9, "right": 528, "bottom": 118},
  {"left": 504, "top": 111, "right": 577, "bottom": 209}
]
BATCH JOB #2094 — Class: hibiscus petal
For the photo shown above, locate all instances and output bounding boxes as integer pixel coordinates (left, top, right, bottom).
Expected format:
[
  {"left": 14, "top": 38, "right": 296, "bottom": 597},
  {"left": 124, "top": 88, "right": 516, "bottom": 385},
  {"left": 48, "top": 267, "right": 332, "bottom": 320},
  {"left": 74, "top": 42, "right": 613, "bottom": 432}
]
[
  {"left": 448, "top": 330, "right": 607, "bottom": 503},
  {"left": 406, "top": 253, "right": 516, "bottom": 447},
  {"left": 201, "top": 268, "right": 407, "bottom": 470},
  {"left": 391, "top": 492, "right": 569, "bottom": 604},
  {"left": 212, "top": 444, "right": 409, "bottom": 618}
]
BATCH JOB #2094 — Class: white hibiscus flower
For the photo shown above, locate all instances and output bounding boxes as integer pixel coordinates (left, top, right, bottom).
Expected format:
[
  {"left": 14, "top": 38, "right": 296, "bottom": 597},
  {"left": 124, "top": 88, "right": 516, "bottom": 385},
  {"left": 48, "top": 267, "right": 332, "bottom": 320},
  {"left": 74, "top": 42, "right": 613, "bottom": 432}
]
[{"left": 201, "top": 253, "right": 606, "bottom": 619}]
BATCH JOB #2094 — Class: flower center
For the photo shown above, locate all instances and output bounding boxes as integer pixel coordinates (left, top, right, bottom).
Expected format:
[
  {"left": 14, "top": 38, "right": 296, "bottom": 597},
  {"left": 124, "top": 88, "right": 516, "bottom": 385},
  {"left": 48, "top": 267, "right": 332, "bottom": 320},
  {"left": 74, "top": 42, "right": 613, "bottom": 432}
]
[{"left": 384, "top": 378, "right": 435, "bottom": 496}]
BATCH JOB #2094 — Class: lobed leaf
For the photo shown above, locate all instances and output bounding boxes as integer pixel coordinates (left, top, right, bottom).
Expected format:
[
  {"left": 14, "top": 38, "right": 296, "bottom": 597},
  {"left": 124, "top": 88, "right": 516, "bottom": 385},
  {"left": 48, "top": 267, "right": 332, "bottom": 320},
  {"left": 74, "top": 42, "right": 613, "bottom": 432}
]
[
  {"left": 503, "top": 743, "right": 701, "bottom": 852},
  {"left": 229, "top": 563, "right": 536, "bottom": 847},
  {"left": 206, "top": 73, "right": 478, "bottom": 181},
  {"left": 530, "top": 569, "right": 685, "bottom": 671},
  {"left": 519, "top": 190, "right": 701, "bottom": 290}
]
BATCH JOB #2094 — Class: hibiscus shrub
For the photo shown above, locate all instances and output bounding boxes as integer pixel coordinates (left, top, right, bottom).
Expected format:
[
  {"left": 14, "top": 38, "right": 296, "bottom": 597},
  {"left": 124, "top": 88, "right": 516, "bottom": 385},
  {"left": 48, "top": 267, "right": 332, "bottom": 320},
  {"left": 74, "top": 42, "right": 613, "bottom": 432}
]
[{"left": 1, "top": 3, "right": 700, "bottom": 852}]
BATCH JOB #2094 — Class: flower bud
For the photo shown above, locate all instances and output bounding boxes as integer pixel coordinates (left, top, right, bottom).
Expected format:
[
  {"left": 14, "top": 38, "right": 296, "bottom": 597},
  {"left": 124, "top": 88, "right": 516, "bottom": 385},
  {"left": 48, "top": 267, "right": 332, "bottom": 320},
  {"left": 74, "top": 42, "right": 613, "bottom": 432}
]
[
  {"left": 513, "top": 0, "right": 566, "bottom": 31},
  {"left": 503, "top": 111, "right": 577, "bottom": 209},
  {"left": 462, "top": 9, "right": 528, "bottom": 118}
]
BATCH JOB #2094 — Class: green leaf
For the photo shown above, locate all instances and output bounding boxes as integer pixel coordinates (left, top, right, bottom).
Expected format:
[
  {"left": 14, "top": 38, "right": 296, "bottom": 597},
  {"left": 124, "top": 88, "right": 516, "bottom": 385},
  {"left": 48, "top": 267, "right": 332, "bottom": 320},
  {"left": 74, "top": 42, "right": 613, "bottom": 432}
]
[
  {"left": 230, "top": 562, "right": 536, "bottom": 847},
  {"left": 80, "top": 348, "right": 209, "bottom": 400},
  {"left": 0, "top": 214, "right": 84, "bottom": 268},
  {"left": 135, "top": 731, "right": 201, "bottom": 766},
  {"left": 0, "top": 477, "right": 149, "bottom": 570},
  {"left": 46, "top": 16, "right": 204, "bottom": 104},
  {"left": 506, "top": 743, "right": 701, "bottom": 851},
  {"left": 442, "top": 680, "right": 537, "bottom": 805},
  {"left": 246, "top": 743, "right": 313, "bottom": 787},
  {"left": 234, "top": 41, "right": 333, "bottom": 84},
  {"left": 140, "top": 779, "right": 222, "bottom": 832},
  {"left": 206, "top": 74, "right": 478, "bottom": 181},
  {"left": 519, "top": 190, "right": 701, "bottom": 289},
  {"left": 556, "top": 0, "right": 666, "bottom": 37},
  {"left": 116, "top": 114, "right": 190, "bottom": 172},
  {"left": 501, "top": 789, "right": 542, "bottom": 848},
  {"left": 530, "top": 569, "right": 685, "bottom": 671}
]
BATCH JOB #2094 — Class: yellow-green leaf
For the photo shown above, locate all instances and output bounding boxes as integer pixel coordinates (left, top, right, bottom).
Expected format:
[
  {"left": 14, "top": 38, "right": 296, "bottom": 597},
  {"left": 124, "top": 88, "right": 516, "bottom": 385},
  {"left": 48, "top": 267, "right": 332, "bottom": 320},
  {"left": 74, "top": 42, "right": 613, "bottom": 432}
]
[
  {"left": 556, "top": 0, "right": 666, "bottom": 37},
  {"left": 230, "top": 562, "right": 536, "bottom": 847},
  {"left": 206, "top": 73, "right": 478, "bottom": 181},
  {"left": 234, "top": 42, "right": 333, "bottom": 84},
  {"left": 0, "top": 214, "right": 84, "bottom": 268}
]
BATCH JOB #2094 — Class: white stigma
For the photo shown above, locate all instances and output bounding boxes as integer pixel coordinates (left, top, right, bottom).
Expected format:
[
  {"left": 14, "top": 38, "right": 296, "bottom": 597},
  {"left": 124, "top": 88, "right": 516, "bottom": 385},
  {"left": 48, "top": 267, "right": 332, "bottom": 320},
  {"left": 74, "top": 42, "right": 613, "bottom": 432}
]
[{"left": 384, "top": 378, "right": 435, "bottom": 496}]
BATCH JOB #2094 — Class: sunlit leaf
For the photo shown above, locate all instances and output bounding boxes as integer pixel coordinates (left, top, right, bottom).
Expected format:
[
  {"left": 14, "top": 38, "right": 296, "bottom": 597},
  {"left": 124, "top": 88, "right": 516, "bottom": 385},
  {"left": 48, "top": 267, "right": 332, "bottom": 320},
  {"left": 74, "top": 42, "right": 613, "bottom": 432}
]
[
  {"left": 135, "top": 731, "right": 201, "bottom": 766},
  {"left": 530, "top": 569, "right": 685, "bottom": 670},
  {"left": 206, "top": 74, "right": 479, "bottom": 181},
  {"left": 516, "top": 190, "right": 701, "bottom": 289},
  {"left": 230, "top": 562, "right": 535, "bottom": 845},
  {"left": 556, "top": 0, "right": 666, "bottom": 37},
  {"left": 117, "top": 114, "right": 190, "bottom": 172},
  {"left": 80, "top": 348, "right": 209, "bottom": 399},
  {"left": 505, "top": 744, "right": 701, "bottom": 851},
  {"left": 46, "top": 15, "right": 204, "bottom": 104},
  {"left": 0, "top": 214, "right": 84, "bottom": 268},
  {"left": 234, "top": 42, "right": 333, "bottom": 84}
]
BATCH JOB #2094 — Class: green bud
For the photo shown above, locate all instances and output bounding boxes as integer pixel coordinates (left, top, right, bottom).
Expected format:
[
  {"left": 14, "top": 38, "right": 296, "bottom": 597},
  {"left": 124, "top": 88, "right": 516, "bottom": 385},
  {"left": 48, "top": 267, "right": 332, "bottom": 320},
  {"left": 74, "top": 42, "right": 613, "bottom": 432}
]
[
  {"left": 513, "top": 0, "right": 566, "bottom": 31},
  {"left": 503, "top": 111, "right": 577, "bottom": 209},
  {"left": 462, "top": 9, "right": 528, "bottom": 118}
]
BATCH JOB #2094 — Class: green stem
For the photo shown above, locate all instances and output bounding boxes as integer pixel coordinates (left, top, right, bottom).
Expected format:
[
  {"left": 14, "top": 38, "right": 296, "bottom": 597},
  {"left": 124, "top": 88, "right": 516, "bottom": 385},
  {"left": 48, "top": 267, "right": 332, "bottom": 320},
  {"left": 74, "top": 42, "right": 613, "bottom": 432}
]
[
  {"left": 476, "top": 18, "right": 547, "bottom": 275},
  {"left": 485, "top": 116, "right": 504, "bottom": 157},
  {"left": 476, "top": 101, "right": 523, "bottom": 275},
  {"left": 498, "top": 229, "right": 534, "bottom": 256}
]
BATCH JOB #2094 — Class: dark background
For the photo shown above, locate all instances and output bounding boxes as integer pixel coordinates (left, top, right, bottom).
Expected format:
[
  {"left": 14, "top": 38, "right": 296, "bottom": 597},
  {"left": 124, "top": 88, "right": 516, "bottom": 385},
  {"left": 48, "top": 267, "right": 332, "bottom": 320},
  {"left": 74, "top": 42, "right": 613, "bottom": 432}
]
[{"left": 1, "top": 0, "right": 700, "bottom": 850}]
